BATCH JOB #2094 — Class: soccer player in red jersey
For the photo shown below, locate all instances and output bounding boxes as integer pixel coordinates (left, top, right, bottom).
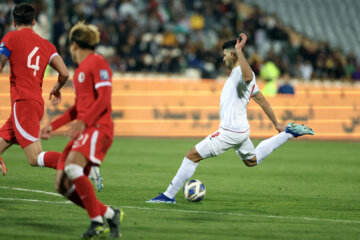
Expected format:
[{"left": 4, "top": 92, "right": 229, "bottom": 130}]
[
  {"left": 40, "top": 22, "right": 122, "bottom": 239},
  {"left": 0, "top": 3, "right": 69, "bottom": 175}
]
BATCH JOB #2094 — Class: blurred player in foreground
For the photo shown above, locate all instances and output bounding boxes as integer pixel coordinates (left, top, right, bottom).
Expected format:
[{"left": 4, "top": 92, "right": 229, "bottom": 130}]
[
  {"left": 147, "top": 33, "right": 314, "bottom": 203},
  {"left": 0, "top": 3, "right": 69, "bottom": 175},
  {"left": 40, "top": 22, "right": 122, "bottom": 238}
]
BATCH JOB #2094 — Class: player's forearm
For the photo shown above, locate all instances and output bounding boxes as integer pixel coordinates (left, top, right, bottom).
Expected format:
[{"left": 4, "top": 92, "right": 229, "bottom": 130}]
[
  {"left": 50, "top": 105, "right": 77, "bottom": 131},
  {"left": 79, "top": 87, "right": 111, "bottom": 127},
  {"left": 54, "top": 74, "right": 69, "bottom": 92},
  {"left": 0, "top": 54, "right": 8, "bottom": 73},
  {"left": 236, "top": 49, "right": 253, "bottom": 83},
  {"left": 50, "top": 55, "right": 69, "bottom": 91}
]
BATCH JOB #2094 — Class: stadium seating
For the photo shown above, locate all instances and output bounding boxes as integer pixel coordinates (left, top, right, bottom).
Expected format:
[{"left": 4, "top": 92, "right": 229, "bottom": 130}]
[{"left": 243, "top": 0, "right": 360, "bottom": 61}]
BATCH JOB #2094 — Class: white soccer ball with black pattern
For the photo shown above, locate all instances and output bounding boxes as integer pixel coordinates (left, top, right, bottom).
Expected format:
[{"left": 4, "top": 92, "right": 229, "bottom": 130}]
[{"left": 183, "top": 179, "right": 206, "bottom": 202}]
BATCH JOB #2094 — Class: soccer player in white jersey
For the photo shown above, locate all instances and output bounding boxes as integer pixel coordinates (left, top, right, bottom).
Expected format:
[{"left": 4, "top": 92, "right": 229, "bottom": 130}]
[{"left": 147, "top": 33, "right": 314, "bottom": 203}]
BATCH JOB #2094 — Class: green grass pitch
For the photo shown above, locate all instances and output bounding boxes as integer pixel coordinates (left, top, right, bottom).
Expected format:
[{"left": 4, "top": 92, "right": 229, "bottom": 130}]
[{"left": 0, "top": 137, "right": 359, "bottom": 240}]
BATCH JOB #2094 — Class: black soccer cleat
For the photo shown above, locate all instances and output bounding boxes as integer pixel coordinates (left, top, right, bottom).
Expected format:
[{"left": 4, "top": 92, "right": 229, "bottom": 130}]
[
  {"left": 106, "top": 208, "right": 124, "bottom": 239},
  {"left": 81, "top": 221, "right": 108, "bottom": 239}
]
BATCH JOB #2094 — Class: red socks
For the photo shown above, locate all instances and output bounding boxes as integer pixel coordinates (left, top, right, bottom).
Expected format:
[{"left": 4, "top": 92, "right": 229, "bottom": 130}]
[
  {"left": 73, "top": 175, "right": 101, "bottom": 218},
  {"left": 67, "top": 188, "right": 107, "bottom": 216},
  {"left": 42, "top": 151, "right": 61, "bottom": 169}
]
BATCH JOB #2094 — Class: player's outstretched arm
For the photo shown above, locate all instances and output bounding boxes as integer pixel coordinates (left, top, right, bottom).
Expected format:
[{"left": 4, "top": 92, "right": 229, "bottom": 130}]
[
  {"left": 41, "top": 105, "right": 77, "bottom": 140},
  {"left": 235, "top": 33, "right": 253, "bottom": 83},
  {"left": 49, "top": 55, "right": 69, "bottom": 104},
  {"left": 252, "top": 92, "right": 285, "bottom": 132},
  {"left": 40, "top": 124, "right": 53, "bottom": 140}
]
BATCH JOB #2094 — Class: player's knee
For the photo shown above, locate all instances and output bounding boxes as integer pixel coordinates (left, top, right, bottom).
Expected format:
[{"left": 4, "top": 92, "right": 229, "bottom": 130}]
[
  {"left": 28, "top": 157, "right": 39, "bottom": 167},
  {"left": 243, "top": 157, "right": 257, "bottom": 167},
  {"left": 186, "top": 148, "right": 203, "bottom": 163},
  {"left": 64, "top": 164, "right": 83, "bottom": 181}
]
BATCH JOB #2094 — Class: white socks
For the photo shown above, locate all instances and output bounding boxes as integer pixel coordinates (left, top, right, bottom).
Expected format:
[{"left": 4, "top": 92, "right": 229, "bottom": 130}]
[
  {"left": 91, "top": 207, "right": 114, "bottom": 224},
  {"left": 37, "top": 151, "right": 46, "bottom": 167},
  {"left": 104, "top": 207, "right": 115, "bottom": 219},
  {"left": 255, "top": 132, "right": 293, "bottom": 164},
  {"left": 164, "top": 157, "right": 198, "bottom": 199},
  {"left": 91, "top": 216, "right": 103, "bottom": 224}
]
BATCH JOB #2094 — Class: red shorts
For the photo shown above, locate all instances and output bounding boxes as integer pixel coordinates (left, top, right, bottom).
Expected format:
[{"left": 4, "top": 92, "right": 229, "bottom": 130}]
[
  {"left": 0, "top": 100, "right": 43, "bottom": 148},
  {"left": 56, "top": 126, "right": 113, "bottom": 170}
]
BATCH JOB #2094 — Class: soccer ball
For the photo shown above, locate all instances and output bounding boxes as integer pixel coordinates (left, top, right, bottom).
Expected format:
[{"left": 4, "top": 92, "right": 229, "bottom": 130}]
[{"left": 183, "top": 179, "right": 206, "bottom": 202}]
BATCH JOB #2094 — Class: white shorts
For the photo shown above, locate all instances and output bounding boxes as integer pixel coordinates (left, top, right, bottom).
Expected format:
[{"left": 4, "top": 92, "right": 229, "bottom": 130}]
[{"left": 195, "top": 128, "right": 256, "bottom": 161}]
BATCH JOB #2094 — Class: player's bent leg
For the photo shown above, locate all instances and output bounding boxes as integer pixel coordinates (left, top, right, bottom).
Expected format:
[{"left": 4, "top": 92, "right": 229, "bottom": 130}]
[
  {"left": 23, "top": 141, "right": 61, "bottom": 168},
  {"left": 0, "top": 138, "right": 12, "bottom": 176},
  {"left": 0, "top": 137, "right": 12, "bottom": 154},
  {"left": 23, "top": 141, "right": 43, "bottom": 166},
  {"left": 64, "top": 152, "right": 106, "bottom": 238},
  {"left": 186, "top": 147, "right": 203, "bottom": 163},
  {"left": 65, "top": 151, "right": 120, "bottom": 238},
  {"left": 243, "top": 156, "right": 257, "bottom": 167},
  {"left": 55, "top": 170, "right": 68, "bottom": 194},
  {"left": 147, "top": 146, "right": 203, "bottom": 203},
  {"left": 55, "top": 169, "right": 85, "bottom": 208}
]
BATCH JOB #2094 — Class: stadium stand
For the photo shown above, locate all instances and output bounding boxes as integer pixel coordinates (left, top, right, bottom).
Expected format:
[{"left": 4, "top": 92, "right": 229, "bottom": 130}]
[{"left": 0, "top": 0, "right": 359, "bottom": 81}]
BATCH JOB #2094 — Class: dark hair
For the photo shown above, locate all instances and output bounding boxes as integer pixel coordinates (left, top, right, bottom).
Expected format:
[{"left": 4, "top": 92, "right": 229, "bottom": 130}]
[
  {"left": 222, "top": 40, "right": 237, "bottom": 50},
  {"left": 13, "top": 3, "right": 35, "bottom": 26}
]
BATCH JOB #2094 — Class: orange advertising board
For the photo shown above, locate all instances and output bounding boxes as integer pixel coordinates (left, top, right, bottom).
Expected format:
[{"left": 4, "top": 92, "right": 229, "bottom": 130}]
[{"left": 0, "top": 75, "right": 359, "bottom": 140}]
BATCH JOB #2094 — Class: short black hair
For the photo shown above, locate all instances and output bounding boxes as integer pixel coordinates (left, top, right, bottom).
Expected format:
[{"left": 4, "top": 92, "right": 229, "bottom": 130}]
[
  {"left": 13, "top": 3, "right": 35, "bottom": 26},
  {"left": 222, "top": 40, "right": 237, "bottom": 50}
]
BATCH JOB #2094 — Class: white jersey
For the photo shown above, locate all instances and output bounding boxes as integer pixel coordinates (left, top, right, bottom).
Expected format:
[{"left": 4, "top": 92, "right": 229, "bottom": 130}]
[{"left": 219, "top": 66, "right": 259, "bottom": 132}]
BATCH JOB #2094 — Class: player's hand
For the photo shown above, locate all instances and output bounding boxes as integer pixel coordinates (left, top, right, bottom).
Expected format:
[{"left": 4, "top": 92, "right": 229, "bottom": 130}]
[
  {"left": 49, "top": 87, "right": 61, "bottom": 105},
  {"left": 235, "top": 33, "right": 247, "bottom": 50},
  {"left": 275, "top": 123, "right": 286, "bottom": 133},
  {"left": 40, "top": 124, "right": 53, "bottom": 139},
  {"left": 67, "top": 120, "right": 86, "bottom": 139}
]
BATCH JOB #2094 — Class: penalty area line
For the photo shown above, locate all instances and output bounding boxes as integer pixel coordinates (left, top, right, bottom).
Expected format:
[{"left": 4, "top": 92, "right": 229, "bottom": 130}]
[{"left": 0, "top": 194, "right": 359, "bottom": 225}]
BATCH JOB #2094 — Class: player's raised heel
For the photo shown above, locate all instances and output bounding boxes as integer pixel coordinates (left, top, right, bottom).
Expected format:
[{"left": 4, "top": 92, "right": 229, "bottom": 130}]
[
  {"left": 106, "top": 208, "right": 124, "bottom": 239},
  {"left": 81, "top": 221, "right": 108, "bottom": 239},
  {"left": 0, "top": 158, "right": 7, "bottom": 176},
  {"left": 146, "top": 193, "right": 176, "bottom": 204},
  {"left": 285, "top": 123, "right": 315, "bottom": 137}
]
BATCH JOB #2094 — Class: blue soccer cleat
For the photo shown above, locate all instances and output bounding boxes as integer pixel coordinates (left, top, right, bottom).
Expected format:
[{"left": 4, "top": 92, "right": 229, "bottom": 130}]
[
  {"left": 146, "top": 193, "right": 176, "bottom": 204},
  {"left": 285, "top": 123, "right": 315, "bottom": 137}
]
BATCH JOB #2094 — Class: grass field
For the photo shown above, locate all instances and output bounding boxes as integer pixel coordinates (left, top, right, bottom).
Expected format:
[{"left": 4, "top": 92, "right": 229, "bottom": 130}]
[{"left": 0, "top": 137, "right": 359, "bottom": 240}]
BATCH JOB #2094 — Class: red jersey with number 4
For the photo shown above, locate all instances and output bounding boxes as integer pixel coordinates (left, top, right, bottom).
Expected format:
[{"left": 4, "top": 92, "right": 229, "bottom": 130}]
[
  {"left": 0, "top": 28, "right": 58, "bottom": 105},
  {"left": 73, "top": 53, "right": 113, "bottom": 138}
]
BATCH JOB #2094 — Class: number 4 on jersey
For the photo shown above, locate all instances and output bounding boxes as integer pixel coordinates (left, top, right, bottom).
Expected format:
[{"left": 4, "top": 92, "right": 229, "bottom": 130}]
[{"left": 27, "top": 47, "right": 40, "bottom": 76}]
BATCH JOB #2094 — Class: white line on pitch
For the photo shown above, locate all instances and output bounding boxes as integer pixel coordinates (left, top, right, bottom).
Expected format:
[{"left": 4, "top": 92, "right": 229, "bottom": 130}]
[
  {"left": 0, "top": 186, "right": 61, "bottom": 197},
  {"left": 0, "top": 195, "right": 359, "bottom": 225},
  {"left": 0, "top": 197, "right": 70, "bottom": 204},
  {"left": 116, "top": 205, "right": 360, "bottom": 224}
]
